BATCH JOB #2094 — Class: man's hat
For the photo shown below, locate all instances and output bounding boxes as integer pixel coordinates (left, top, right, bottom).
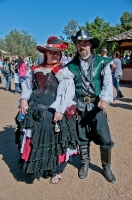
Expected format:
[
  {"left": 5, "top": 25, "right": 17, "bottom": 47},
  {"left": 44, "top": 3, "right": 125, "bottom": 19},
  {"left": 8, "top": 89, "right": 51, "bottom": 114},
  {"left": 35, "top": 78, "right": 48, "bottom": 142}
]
[
  {"left": 71, "top": 30, "right": 100, "bottom": 49},
  {"left": 36, "top": 36, "right": 68, "bottom": 53}
]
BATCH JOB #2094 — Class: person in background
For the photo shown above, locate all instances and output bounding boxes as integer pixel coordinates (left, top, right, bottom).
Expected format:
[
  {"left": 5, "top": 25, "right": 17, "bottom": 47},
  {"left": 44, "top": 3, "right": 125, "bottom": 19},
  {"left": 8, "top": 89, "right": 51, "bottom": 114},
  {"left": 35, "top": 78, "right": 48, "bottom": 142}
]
[
  {"left": 67, "top": 30, "right": 116, "bottom": 183},
  {"left": 0, "top": 59, "right": 3, "bottom": 84},
  {"left": 12, "top": 60, "right": 21, "bottom": 94},
  {"left": 130, "top": 53, "right": 132, "bottom": 64},
  {"left": 68, "top": 53, "right": 73, "bottom": 62},
  {"left": 62, "top": 52, "right": 71, "bottom": 65},
  {"left": 18, "top": 58, "right": 27, "bottom": 83},
  {"left": 36, "top": 56, "right": 44, "bottom": 65},
  {"left": 15, "top": 36, "right": 77, "bottom": 184},
  {"left": 101, "top": 47, "right": 116, "bottom": 72},
  {"left": 113, "top": 51, "right": 124, "bottom": 99},
  {"left": 3, "top": 57, "right": 13, "bottom": 91}
]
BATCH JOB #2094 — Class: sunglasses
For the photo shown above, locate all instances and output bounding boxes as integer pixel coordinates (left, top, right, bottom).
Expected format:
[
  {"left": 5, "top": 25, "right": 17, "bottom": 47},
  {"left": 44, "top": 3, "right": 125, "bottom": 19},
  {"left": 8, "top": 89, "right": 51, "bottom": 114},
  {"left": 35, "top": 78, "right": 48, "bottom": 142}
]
[{"left": 46, "top": 51, "right": 61, "bottom": 56}]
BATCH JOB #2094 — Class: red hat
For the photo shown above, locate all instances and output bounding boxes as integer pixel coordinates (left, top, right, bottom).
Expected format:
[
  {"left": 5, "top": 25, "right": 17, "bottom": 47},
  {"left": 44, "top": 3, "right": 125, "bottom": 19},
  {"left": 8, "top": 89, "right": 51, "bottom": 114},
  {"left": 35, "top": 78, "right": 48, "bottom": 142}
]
[{"left": 36, "top": 36, "right": 68, "bottom": 53}]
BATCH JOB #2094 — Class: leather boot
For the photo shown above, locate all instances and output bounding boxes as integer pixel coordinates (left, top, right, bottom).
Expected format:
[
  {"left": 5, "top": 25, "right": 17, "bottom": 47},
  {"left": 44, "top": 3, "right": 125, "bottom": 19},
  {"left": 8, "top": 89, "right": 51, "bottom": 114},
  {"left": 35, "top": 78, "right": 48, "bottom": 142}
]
[
  {"left": 78, "top": 144, "right": 90, "bottom": 179},
  {"left": 100, "top": 147, "right": 116, "bottom": 183}
]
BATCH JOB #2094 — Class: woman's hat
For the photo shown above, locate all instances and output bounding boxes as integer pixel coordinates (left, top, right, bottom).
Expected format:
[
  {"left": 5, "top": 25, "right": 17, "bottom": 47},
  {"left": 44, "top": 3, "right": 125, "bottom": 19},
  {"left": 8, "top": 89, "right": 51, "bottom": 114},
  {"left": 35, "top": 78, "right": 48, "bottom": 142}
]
[
  {"left": 36, "top": 36, "right": 68, "bottom": 53},
  {"left": 71, "top": 30, "right": 100, "bottom": 49}
]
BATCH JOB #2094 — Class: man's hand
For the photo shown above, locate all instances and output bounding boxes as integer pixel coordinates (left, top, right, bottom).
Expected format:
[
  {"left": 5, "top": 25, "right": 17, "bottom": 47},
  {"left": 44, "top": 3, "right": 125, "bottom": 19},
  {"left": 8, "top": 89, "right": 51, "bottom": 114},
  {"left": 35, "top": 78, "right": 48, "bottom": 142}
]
[
  {"left": 98, "top": 100, "right": 108, "bottom": 110},
  {"left": 53, "top": 112, "right": 63, "bottom": 122},
  {"left": 19, "top": 99, "right": 28, "bottom": 114}
]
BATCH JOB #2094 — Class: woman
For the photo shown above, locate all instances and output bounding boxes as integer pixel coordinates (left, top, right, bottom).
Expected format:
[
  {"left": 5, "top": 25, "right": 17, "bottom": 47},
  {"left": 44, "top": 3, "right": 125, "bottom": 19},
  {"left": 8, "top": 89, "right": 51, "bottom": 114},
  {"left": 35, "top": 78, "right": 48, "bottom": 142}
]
[
  {"left": 11, "top": 60, "right": 21, "bottom": 94},
  {"left": 113, "top": 51, "right": 124, "bottom": 99},
  {"left": 15, "top": 36, "right": 77, "bottom": 184},
  {"left": 18, "top": 58, "right": 27, "bottom": 83},
  {"left": 3, "top": 57, "right": 14, "bottom": 91}
]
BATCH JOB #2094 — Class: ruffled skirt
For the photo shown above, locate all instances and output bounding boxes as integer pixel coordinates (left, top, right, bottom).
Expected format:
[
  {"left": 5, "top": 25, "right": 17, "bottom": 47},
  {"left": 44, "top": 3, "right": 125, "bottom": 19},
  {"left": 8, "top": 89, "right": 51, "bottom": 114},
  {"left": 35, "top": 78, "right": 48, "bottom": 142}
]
[{"left": 15, "top": 103, "right": 77, "bottom": 179}]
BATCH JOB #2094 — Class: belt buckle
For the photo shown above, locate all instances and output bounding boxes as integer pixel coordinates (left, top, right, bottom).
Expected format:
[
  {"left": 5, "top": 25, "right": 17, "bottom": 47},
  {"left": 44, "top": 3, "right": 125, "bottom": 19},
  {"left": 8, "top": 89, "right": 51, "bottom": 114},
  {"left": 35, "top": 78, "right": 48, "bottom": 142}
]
[{"left": 84, "top": 96, "right": 91, "bottom": 104}]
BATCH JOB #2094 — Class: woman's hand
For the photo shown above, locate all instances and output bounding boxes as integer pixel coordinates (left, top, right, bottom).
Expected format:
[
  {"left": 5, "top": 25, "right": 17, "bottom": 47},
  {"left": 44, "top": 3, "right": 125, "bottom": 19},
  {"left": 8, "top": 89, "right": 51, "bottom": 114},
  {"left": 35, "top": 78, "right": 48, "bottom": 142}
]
[
  {"left": 19, "top": 98, "right": 28, "bottom": 114},
  {"left": 53, "top": 111, "right": 63, "bottom": 122}
]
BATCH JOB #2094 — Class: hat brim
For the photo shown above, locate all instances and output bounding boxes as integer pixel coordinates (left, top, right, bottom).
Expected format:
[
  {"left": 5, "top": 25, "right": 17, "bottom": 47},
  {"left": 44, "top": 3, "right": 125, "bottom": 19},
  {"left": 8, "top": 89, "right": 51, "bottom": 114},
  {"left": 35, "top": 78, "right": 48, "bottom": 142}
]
[
  {"left": 36, "top": 42, "right": 68, "bottom": 53},
  {"left": 71, "top": 36, "right": 100, "bottom": 49}
]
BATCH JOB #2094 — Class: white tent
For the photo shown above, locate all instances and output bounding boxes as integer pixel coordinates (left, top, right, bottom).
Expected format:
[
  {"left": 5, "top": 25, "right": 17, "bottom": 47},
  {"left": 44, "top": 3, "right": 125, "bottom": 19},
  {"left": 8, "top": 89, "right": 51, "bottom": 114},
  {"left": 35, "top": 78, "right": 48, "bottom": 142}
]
[{"left": 0, "top": 49, "right": 11, "bottom": 54}]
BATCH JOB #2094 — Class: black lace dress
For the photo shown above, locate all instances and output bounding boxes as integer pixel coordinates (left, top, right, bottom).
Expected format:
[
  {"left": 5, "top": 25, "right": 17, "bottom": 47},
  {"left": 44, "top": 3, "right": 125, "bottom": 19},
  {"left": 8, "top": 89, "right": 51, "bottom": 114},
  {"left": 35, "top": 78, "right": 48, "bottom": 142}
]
[{"left": 15, "top": 70, "right": 77, "bottom": 179}]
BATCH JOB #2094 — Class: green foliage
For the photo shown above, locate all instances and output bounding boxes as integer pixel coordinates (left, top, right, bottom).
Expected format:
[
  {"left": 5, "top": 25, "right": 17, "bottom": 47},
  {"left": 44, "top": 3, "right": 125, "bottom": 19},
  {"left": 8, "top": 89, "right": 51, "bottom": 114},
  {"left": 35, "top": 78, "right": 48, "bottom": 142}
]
[
  {"left": 0, "top": 38, "right": 6, "bottom": 51},
  {"left": 5, "top": 29, "right": 37, "bottom": 59},
  {"left": 63, "top": 20, "right": 79, "bottom": 40},
  {"left": 62, "top": 12, "right": 132, "bottom": 55},
  {"left": 79, "top": 16, "right": 122, "bottom": 54},
  {"left": 120, "top": 12, "right": 132, "bottom": 30}
]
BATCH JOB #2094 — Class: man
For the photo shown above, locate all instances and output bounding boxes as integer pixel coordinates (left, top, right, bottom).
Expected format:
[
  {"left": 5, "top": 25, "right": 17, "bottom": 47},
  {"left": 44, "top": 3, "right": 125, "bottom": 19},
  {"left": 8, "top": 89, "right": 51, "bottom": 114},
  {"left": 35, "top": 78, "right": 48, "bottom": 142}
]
[
  {"left": 113, "top": 51, "right": 124, "bottom": 99},
  {"left": 0, "top": 59, "right": 3, "bottom": 84},
  {"left": 62, "top": 51, "right": 72, "bottom": 65},
  {"left": 67, "top": 30, "right": 116, "bottom": 183},
  {"left": 101, "top": 47, "right": 116, "bottom": 72}
]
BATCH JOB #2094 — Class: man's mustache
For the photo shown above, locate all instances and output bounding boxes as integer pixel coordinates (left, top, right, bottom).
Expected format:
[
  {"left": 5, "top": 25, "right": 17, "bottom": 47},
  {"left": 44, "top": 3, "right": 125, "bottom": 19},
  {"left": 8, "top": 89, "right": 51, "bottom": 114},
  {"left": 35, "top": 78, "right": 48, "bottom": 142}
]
[{"left": 80, "top": 48, "right": 87, "bottom": 51}]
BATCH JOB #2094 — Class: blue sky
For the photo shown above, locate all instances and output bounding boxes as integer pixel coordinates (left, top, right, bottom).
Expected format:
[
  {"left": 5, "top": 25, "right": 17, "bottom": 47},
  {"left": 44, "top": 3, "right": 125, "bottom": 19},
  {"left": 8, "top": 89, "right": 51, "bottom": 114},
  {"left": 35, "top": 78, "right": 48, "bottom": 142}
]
[{"left": 0, "top": 0, "right": 132, "bottom": 45}]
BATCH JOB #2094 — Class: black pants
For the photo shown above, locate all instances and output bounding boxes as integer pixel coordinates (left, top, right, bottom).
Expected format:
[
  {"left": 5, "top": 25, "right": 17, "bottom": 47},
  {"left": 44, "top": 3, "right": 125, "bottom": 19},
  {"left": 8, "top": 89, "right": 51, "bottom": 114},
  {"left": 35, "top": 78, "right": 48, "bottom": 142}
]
[{"left": 77, "top": 108, "right": 114, "bottom": 149}]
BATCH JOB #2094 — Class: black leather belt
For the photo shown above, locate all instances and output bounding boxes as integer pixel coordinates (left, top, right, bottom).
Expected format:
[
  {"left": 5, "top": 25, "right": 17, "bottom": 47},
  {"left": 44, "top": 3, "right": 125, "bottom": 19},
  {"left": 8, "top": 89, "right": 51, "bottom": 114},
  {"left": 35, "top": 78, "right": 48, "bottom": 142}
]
[{"left": 77, "top": 96, "right": 99, "bottom": 104}]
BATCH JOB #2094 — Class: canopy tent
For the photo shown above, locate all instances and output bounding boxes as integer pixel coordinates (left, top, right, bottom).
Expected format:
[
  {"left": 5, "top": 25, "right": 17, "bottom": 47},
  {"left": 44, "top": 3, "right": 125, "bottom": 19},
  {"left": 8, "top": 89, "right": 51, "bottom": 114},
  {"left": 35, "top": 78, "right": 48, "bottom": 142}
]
[
  {"left": 0, "top": 48, "right": 11, "bottom": 61},
  {"left": 106, "top": 29, "right": 132, "bottom": 50},
  {"left": 0, "top": 49, "right": 11, "bottom": 54},
  {"left": 106, "top": 29, "right": 132, "bottom": 84}
]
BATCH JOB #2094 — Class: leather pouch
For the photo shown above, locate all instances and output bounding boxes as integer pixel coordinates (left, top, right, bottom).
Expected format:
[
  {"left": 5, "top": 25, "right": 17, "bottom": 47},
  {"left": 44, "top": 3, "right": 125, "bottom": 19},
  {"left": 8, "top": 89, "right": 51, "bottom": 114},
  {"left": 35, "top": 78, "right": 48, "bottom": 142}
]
[{"left": 65, "top": 105, "right": 76, "bottom": 120}]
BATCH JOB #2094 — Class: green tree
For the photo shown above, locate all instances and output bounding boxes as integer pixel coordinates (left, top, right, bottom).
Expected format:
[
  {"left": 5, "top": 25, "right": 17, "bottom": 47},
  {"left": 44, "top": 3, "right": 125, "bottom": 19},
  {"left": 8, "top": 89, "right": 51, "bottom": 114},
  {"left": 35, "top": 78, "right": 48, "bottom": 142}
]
[
  {"left": 5, "top": 29, "right": 37, "bottom": 59},
  {"left": 62, "top": 12, "right": 132, "bottom": 55},
  {"left": 120, "top": 12, "right": 132, "bottom": 30},
  {"left": 63, "top": 20, "right": 79, "bottom": 40},
  {"left": 62, "top": 20, "right": 79, "bottom": 54},
  {"left": 79, "top": 16, "right": 127, "bottom": 54},
  {"left": 0, "top": 38, "right": 6, "bottom": 51}
]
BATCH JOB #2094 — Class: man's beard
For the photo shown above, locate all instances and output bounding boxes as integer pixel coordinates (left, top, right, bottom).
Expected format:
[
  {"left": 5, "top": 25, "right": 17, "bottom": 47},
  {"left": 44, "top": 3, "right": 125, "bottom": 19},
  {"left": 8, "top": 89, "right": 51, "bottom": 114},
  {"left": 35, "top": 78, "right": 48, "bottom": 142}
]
[{"left": 79, "top": 49, "right": 89, "bottom": 59}]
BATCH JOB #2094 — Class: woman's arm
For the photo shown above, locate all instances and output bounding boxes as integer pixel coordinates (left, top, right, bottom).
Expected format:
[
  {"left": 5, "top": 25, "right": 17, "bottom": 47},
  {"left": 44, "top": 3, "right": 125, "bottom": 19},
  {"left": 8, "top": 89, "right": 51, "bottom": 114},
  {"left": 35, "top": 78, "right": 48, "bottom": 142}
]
[
  {"left": 50, "top": 67, "right": 75, "bottom": 121},
  {"left": 10, "top": 64, "right": 15, "bottom": 74},
  {"left": 19, "top": 70, "right": 33, "bottom": 110}
]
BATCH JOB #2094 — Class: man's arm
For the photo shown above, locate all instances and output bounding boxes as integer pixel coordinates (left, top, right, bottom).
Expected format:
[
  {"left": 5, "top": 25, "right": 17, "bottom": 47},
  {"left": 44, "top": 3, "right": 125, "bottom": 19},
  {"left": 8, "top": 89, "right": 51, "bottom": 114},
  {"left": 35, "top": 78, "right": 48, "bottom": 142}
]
[
  {"left": 98, "top": 63, "right": 113, "bottom": 109},
  {"left": 111, "top": 61, "right": 116, "bottom": 72}
]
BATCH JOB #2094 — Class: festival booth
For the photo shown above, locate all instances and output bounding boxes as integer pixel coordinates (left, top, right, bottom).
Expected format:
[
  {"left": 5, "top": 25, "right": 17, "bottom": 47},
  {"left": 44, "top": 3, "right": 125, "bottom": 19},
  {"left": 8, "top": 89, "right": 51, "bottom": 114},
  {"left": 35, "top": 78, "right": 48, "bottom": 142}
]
[
  {"left": 106, "top": 29, "right": 132, "bottom": 84},
  {"left": 0, "top": 49, "right": 11, "bottom": 61}
]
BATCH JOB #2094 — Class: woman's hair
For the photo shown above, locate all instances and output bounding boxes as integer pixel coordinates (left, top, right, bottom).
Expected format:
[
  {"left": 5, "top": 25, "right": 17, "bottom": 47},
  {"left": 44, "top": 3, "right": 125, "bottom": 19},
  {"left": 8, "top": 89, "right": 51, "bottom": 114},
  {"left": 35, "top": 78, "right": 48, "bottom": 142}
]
[
  {"left": 39, "top": 51, "right": 62, "bottom": 67},
  {"left": 18, "top": 58, "right": 24, "bottom": 64},
  {"left": 114, "top": 51, "right": 120, "bottom": 58},
  {"left": 5, "top": 57, "right": 10, "bottom": 62}
]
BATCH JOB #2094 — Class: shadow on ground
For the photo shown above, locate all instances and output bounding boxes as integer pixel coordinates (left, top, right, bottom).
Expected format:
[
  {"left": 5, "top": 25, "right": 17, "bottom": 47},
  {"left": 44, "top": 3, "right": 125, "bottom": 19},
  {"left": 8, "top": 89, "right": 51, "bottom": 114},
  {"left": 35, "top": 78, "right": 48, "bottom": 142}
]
[
  {"left": 0, "top": 125, "right": 103, "bottom": 183},
  {"left": 0, "top": 86, "right": 16, "bottom": 94},
  {"left": 0, "top": 125, "right": 33, "bottom": 184},
  {"left": 120, "top": 84, "right": 132, "bottom": 89},
  {"left": 119, "top": 98, "right": 132, "bottom": 103},
  {"left": 68, "top": 154, "right": 103, "bottom": 175},
  {"left": 110, "top": 102, "right": 132, "bottom": 110}
]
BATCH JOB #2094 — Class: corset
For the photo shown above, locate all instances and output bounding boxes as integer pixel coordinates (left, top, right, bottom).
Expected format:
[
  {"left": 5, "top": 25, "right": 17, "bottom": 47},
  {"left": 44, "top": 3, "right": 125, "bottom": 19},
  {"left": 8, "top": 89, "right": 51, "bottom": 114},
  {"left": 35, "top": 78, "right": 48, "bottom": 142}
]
[{"left": 33, "top": 71, "right": 58, "bottom": 96}]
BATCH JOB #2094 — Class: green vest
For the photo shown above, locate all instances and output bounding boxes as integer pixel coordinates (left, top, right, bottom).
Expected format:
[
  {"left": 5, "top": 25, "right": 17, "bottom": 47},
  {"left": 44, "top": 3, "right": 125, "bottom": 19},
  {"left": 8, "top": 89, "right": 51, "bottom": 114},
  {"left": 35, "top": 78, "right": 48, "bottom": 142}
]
[{"left": 67, "top": 55, "right": 112, "bottom": 97}]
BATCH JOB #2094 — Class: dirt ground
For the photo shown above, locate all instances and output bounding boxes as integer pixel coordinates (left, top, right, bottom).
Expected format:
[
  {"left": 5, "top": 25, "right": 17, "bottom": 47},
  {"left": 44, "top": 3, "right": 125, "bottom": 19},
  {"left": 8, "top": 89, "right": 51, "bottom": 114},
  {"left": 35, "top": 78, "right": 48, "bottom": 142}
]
[{"left": 0, "top": 76, "right": 132, "bottom": 200}]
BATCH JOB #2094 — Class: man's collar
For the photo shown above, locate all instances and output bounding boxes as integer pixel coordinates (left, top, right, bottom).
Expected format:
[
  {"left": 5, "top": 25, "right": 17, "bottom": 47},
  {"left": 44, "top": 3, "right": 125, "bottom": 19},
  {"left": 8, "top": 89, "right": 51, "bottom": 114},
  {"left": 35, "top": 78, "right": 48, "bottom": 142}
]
[{"left": 79, "top": 54, "right": 92, "bottom": 62}]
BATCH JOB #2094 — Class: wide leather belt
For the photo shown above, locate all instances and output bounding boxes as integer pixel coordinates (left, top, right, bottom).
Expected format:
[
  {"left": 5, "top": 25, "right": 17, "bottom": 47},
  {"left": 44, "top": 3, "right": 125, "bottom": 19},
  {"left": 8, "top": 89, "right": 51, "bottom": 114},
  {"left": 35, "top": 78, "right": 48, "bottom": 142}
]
[{"left": 77, "top": 96, "right": 99, "bottom": 104}]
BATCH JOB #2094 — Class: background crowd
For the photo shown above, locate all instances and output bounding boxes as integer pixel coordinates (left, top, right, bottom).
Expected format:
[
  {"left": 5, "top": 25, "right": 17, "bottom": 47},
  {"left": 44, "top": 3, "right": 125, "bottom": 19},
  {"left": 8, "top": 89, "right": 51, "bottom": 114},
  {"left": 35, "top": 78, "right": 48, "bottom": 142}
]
[{"left": 0, "top": 49, "right": 125, "bottom": 100}]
